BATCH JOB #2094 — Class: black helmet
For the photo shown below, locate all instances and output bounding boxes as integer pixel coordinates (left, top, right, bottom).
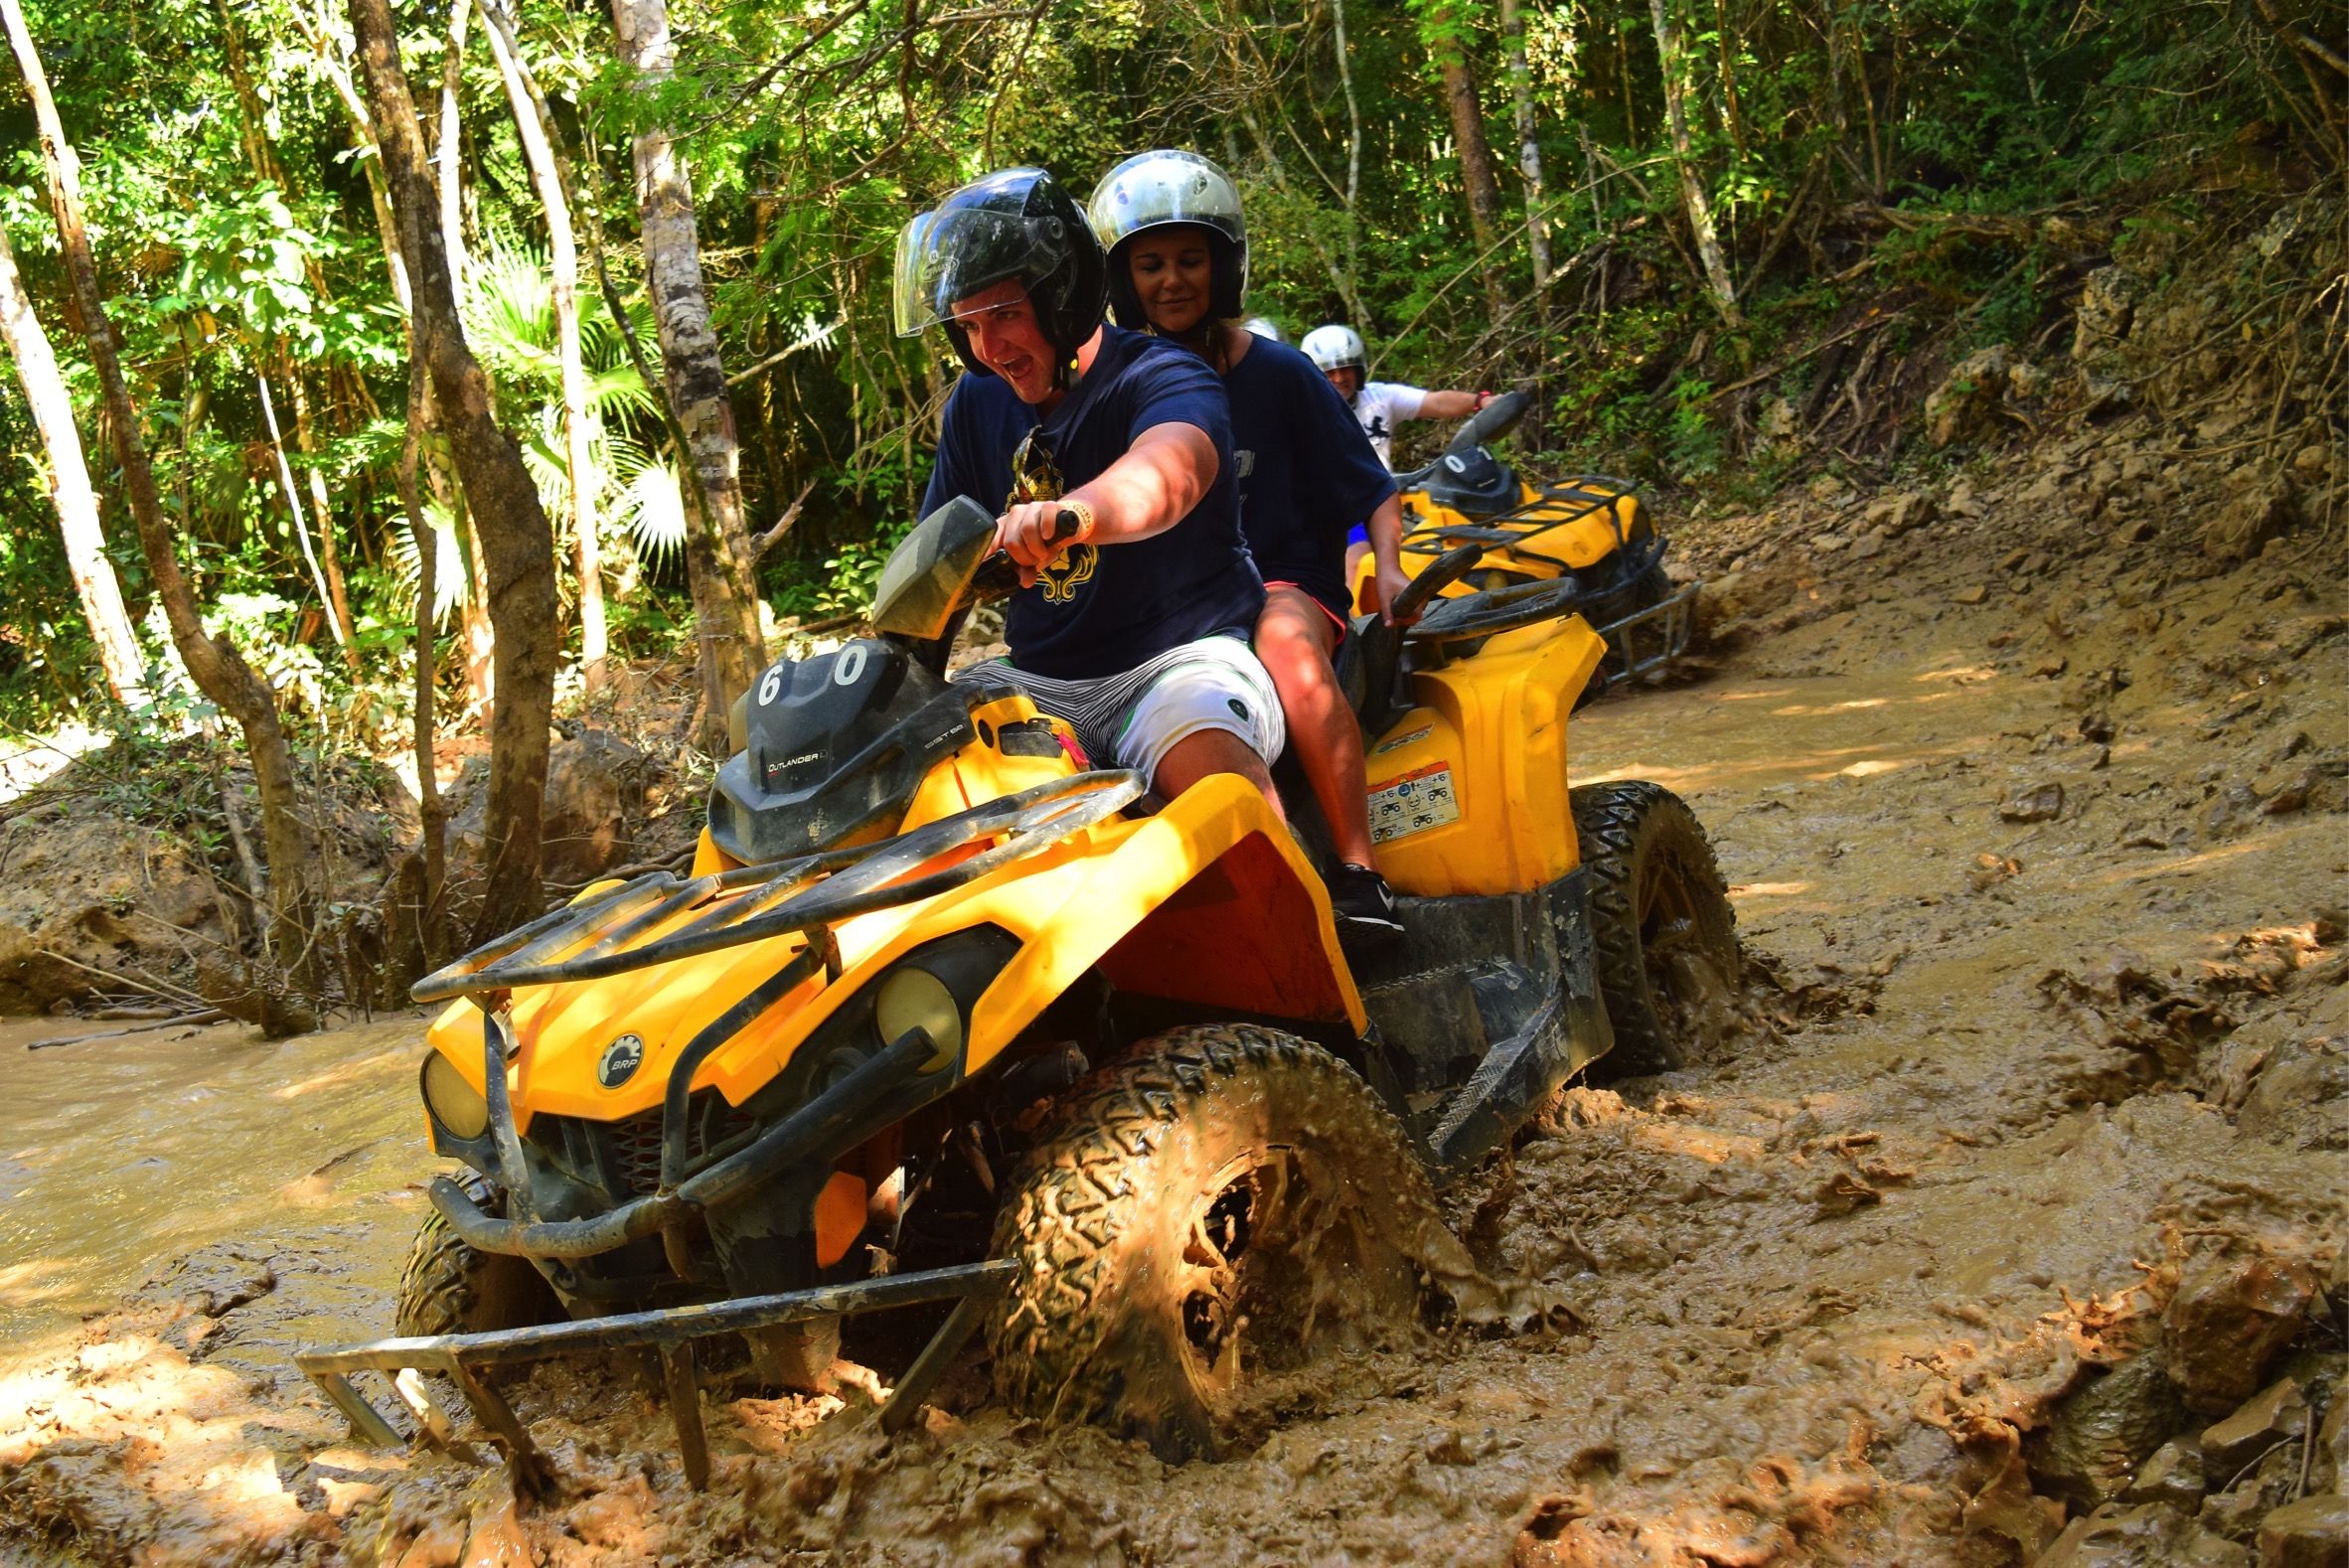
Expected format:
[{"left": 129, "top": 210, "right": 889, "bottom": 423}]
[
  {"left": 1086, "top": 150, "right": 1249, "bottom": 330},
  {"left": 892, "top": 168, "right": 1107, "bottom": 382}
]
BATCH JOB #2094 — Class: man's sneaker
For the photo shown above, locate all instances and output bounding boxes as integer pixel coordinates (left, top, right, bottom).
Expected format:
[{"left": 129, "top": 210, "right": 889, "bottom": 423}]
[{"left": 1329, "top": 863, "right": 1405, "bottom": 940}]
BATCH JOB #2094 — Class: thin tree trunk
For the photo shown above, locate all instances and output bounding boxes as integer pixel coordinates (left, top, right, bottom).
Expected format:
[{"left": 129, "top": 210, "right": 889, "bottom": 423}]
[
  {"left": 1648, "top": 0, "right": 1741, "bottom": 326},
  {"left": 1328, "top": 0, "right": 1365, "bottom": 294},
  {"left": 350, "top": 0, "right": 558, "bottom": 944},
  {"left": 481, "top": 0, "right": 605, "bottom": 693},
  {"left": 2, "top": 0, "right": 318, "bottom": 997},
  {"left": 284, "top": 0, "right": 410, "bottom": 309},
  {"left": 611, "top": 0, "right": 766, "bottom": 747},
  {"left": 397, "top": 361, "right": 447, "bottom": 965},
  {"left": 286, "top": 370, "right": 359, "bottom": 672},
  {"left": 255, "top": 371, "right": 350, "bottom": 653},
  {"left": 1500, "top": 0, "right": 1552, "bottom": 301},
  {"left": 0, "top": 219, "right": 143, "bottom": 704},
  {"left": 1423, "top": 2, "right": 1510, "bottom": 321},
  {"left": 438, "top": 0, "right": 473, "bottom": 291}
]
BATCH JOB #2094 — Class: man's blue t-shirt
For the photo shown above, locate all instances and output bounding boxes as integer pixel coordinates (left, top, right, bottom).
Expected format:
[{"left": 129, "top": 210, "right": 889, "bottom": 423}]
[
  {"left": 1226, "top": 339, "right": 1397, "bottom": 619},
  {"left": 920, "top": 325, "right": 1263, "bottom": 681}
]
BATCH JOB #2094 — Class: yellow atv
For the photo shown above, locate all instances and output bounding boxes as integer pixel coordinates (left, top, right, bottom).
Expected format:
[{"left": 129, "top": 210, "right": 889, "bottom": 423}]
[
  {"left": 298, "top": 498, "right": 1739, "bottom": 1483},
  {"left": 1353, "top": 391, "right": 1700, "bottom": 695}
]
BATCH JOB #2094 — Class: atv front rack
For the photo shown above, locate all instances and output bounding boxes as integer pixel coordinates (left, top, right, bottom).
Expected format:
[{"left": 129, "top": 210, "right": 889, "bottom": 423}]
[
  {"left": 1590, "top": 577, "right": 1700, "bottom": 691},
  {"left": 412, "top": 769, "right": 1147, "bottom": 1002},
  {"left": 295, "top": 1258, "right": 1014, "bottom": 1493}
]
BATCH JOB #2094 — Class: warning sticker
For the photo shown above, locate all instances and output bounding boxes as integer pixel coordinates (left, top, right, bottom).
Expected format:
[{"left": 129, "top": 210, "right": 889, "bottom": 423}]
[{"left": 1368, "top": 762, "right": 1460, "bottom": 844}]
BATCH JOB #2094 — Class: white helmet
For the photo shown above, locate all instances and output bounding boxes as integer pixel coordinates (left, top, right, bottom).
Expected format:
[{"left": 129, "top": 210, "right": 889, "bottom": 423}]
[
  {"left": 1087, "top": 150, "right": 1248, "bottom": 329},
  {"left": 1301, "top": 324, "right": 1366, "bottom": 377},
  {"left": 1241, "top": 317, "right": 1284, "bottom": 343}
]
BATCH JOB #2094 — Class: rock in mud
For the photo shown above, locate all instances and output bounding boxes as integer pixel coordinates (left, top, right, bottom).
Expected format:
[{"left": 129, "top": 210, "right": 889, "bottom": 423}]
[
  {"left": 1928, "top": 346, "right": 2015, "bottom": 447},
  {"left": 2002, "top": 783, "right": 2066, "bottom": 823},
  {"left": 2234, "top": 1034, "right": 2349, "bottom": 1149},
  {"left": 2200, "top": 482, "right": 2298, "bottom": 566},
  {"left": 2038, "top": 1501, "right": 2252, "bottom": 1567},
  {"left": 1864, "top": 491, "right": 1937, "bottom": 537},
  {"left": 447, "top": 727, "right": 653, "bottom": 888},
  {"left": 2120, "top": 1437, "right": 2208, "bottom": 1510},
  {"left": 2075, "top": 267, "right": 2142, "bottom": 359},
  {"left": 2163, "top": 1252, "right": 2322, "bottom": 1415},
  {"left": 2201, "top": 1379, "right": 2308, "bottom": 1476},
  {"left": 2031, "top": 1353, "right": 2189, "bottom": 1509},
  {"left": 2258, "top": 1494, "right": 2349, "bottom": 1568}
]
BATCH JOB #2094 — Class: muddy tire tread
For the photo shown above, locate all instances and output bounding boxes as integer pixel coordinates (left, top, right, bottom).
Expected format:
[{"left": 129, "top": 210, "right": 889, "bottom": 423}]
[
  {"left": 393, "top": 1171, "right": 528, "bottom": 1338},
  {"left": 988, "top": 1023, "right": 1431, "bottom": 1450},
  {"left": 1573, "top": 779, "right": 1737, "bottom": 1076}
]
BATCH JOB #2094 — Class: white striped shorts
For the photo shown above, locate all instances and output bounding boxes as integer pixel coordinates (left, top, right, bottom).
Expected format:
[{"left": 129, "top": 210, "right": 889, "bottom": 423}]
[{"left": 954, "top": 633, "right": 1286, "bottom": 783}]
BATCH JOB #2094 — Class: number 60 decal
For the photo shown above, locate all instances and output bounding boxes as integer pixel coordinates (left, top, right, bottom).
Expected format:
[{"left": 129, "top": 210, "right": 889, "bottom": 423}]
[{"left": 757, "top": 666, "right": 784, "bottom": 706}]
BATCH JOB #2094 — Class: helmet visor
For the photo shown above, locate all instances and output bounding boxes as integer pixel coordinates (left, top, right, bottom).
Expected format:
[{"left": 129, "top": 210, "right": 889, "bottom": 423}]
[{"left": 892, "top": 206, "right": 1068, "bottom": 338}]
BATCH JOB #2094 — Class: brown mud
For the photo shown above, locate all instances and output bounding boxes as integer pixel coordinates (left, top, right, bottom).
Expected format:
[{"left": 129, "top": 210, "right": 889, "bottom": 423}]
[{"left": 2, "top": 410, "right": 2344, "bottom": 1562}]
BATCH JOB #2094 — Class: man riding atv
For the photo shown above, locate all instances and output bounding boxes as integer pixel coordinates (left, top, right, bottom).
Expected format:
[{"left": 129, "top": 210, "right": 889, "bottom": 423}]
[{"left": 897, "top": 167, "right": 1287, "bottom": 820}]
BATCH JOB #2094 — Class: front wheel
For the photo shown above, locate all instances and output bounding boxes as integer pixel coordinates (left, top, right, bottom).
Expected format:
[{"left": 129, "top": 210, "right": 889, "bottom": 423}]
[
  {"left": 989, "top": 1025, "right": 1448, "bottom": 1462},
  {"left": 1573, "top": 781, "right": 1742, "bottom": 1075},
  {"left": 393, "top": 1172, "right": 563, "bottom": 1338}
]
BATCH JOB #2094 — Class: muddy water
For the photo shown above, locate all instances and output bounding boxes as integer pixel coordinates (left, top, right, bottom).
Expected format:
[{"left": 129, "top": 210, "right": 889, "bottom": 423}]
[
  {"left": 0, "top": 1013, "right": 432, "bottom": 1370},
  {"left": 0, "top": 509, "right": 2342, "bottom": 1562}
]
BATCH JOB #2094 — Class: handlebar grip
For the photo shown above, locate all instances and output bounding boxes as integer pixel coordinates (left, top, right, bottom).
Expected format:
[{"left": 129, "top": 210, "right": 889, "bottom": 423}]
[
  {"left": 1390, "top": 544, "right": 1483, "bottom": 623},
  {"left": 1047, "top": 508, "right": 1080, "bottom": 545}
]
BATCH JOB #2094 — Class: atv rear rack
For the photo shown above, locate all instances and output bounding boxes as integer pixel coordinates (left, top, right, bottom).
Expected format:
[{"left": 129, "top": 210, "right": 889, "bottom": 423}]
[{"left": 295, "top": 1258, "right": 1014, "bottom": 1493}]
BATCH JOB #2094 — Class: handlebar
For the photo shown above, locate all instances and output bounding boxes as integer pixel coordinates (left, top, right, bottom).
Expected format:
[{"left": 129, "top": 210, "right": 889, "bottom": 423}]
[
  {"left": 1388, "top": 544, "right": 1482, "bottom": 624},
  {"left": 1445, "top": 390, "right": 1530, "bottom": 457}
]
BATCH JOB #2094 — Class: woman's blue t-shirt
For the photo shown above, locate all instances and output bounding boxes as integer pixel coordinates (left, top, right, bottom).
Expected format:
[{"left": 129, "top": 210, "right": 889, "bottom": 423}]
[
  {"left": 920, "top": 326, "right": 1263, "bottom": 681},
  {"left": 1225, "top": 338, "right": 1397, "bottom": 619}
]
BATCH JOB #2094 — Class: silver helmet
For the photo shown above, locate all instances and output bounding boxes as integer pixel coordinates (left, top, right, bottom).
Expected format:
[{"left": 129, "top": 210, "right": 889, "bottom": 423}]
[
  {"left": 1301, "top": 324, "right": 1366, "bottom": 377},
  {"left": 1087, "top": 149, "right": 1249, "bottom": 329}
]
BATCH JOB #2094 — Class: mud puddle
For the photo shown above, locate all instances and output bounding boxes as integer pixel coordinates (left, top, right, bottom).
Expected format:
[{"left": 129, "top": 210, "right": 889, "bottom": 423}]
[{"left": 0, "top": 492, "right": 2342, "bottom": 1562}]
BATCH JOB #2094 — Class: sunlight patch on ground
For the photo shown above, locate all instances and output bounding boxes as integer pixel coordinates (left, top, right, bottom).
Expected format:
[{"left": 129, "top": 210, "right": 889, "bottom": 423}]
[
  {"left": 1914, "top": 664, "right": 2003, "bottom": 685},
  {"left": 1730, "top": 881, "right": 1815, "bottom": 901},
  {"left": 272, "top": 1048, "right": 413, "bottom": 1102},
  {"left": 0, "top": 721, "right": 109, "bottom": 807},
  {"left": 2094, "top": 838, "right": 2270, "bottom": 884},
  {"left": 1836, "top": 759, "right": 1909, "bottom": 778}
]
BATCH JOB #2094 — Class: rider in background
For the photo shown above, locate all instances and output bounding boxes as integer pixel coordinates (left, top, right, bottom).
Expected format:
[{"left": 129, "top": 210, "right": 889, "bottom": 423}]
[
  {"left": 1301, "top": 324, "right": 1492, "bottom": 594},
  {"left": 1089, "top": 149, "right": 1408, "bottom": 940}
]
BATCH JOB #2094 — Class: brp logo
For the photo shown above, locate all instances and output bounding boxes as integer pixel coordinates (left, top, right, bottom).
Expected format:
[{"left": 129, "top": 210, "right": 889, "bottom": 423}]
[{"left": 597, "top": 1033, "right": 645, "bottom": 1089}]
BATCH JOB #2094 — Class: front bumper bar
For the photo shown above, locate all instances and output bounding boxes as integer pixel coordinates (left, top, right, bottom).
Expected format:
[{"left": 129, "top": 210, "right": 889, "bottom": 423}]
[{"left": 296, "top": 1259, "right": 1014, "bottom": 1492}]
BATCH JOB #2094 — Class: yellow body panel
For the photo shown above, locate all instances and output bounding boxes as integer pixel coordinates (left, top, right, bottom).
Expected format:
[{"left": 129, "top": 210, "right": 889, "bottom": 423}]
[
  {"left": 424, "top": 703, "right": 1360, "bottom": 1129},
  {"left": 1360, "top": 614, "right": 1606, "bottom": 897}
]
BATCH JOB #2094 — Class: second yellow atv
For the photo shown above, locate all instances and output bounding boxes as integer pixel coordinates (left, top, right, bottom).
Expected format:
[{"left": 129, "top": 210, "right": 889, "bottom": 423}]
[
  {"left": 1355, "top": 391, "right": 1700, "bottom": 695},
  {"left": 298, "top": 498, "right": 1740, "bottom": 1480}
]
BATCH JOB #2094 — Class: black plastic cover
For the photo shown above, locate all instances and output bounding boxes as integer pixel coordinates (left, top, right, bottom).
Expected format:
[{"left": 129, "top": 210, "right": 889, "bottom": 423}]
[
  {"left": 1420, "top": 445, "right": 1521, "bottom": 519},
  {"left": 871, "top": 497, "right": 1004, "bottom": 642},
  {"left": 708, "top": 639, "right": 977, "bottom": 863}
]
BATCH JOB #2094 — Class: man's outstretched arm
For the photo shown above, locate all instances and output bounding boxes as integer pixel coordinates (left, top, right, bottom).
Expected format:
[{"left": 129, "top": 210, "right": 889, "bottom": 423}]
[{"left": 996, "top": 421, "right": 1217, "bottom": 579}]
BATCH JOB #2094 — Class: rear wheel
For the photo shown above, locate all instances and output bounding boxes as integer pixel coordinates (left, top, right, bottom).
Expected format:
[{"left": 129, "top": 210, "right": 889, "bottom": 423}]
[
  {"left": 989, "top": 1025, "right": 1439, "bottom": 1461},
  {"left": 394, "top": 1172, "right": 563, "bottom": 1338},
  {"left": 1573, "top": 781, "right": 1741, "bottom": 1075}
]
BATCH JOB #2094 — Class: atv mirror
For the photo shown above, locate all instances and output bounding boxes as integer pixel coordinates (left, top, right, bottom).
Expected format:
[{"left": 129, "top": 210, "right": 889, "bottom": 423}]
[
  {"left": 1446, "top": 390, "right": 1530, "bottom": 457},
  {"left": 871, "top": 497, "right": 1003, "bottom": 641}
]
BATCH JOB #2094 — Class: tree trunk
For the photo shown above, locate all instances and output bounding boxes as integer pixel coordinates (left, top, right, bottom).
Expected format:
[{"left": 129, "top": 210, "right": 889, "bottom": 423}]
[
  {"left": 397, "top": 360, "right": 448, "bottom": 968},
  {"left": 2, "top": 0, "right": 320, "bottom": 1002},
  {"left": 482, "top": 0, "right": 605, "bottom": 693},
  {"left": 1500, "top": 0, "right": 1552, "bottom": 302},
  {"left": 1649, "top": 0, "right": 1741, "bottom": 326},
  {"left": 1424, "top": 2, "right": 1510, "bottom": 322},
  {"left": 350, "top": 0, "right": 558, "bottom": 944},
  {"left": 438, "top": 0, "right": 473, "bottom": 291},
  {"left": 286, "top": 370, "right": 359, "bottom": 673},
  {"left": 611, "top": 0, "right": 766, "bottom": 746},
  {"left": 0, "top": 217, "right": 143, "bottom": 704}
]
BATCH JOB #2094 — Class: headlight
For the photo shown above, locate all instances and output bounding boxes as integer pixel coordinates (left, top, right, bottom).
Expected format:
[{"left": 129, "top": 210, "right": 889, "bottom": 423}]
[
  {"left": 421, "top": 1050, "right": 490, "bottom": 1140},
  {"left": 874, "top": 966, "right": 962, "bottom": 1071}
]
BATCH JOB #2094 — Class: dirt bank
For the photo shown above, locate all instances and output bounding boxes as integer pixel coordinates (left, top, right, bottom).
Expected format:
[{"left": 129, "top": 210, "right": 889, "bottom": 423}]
[{"left": 1, "top": 397, "right": 2342, "bottom": 1562}]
